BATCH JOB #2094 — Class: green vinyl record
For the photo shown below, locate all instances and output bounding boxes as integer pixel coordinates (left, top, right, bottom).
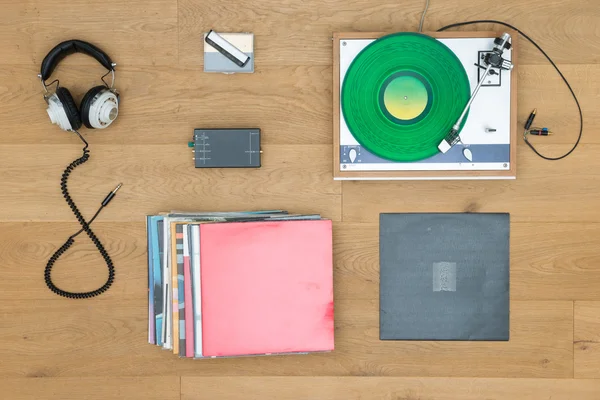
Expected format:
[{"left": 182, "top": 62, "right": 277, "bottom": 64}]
[{"left": 341, "top": 32, "right": 471, "bottom": 161}]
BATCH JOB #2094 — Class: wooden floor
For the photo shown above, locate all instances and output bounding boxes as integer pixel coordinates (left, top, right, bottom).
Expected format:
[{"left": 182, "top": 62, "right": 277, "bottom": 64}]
[{"left": 1, "top": 0, "right": 599, "bottom": 398}]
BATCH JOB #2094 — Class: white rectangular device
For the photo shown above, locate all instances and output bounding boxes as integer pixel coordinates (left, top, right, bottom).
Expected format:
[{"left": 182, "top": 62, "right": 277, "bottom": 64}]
[
  {"left": 333, "top": 32, "right": 518, "bottom": 180},
  {"left": 204, "top": 31, "right": 254, "bottom": 74}
]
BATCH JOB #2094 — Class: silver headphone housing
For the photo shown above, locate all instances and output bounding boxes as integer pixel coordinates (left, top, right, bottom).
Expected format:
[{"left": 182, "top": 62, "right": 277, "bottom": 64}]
[
  {"left": 38, "top": 62, "right": 118, "bottom": 131},
  {"left": 88, "top": 89, "right": 119, "bottom": 129},
  {"left": 46, "top": 92, "right": 73, "bottom": 131}
]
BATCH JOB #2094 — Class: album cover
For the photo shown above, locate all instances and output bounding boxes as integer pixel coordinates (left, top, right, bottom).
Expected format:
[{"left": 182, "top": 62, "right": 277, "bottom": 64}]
[{"left": 379, "top": 213, "right": 510, "bottom": 341}]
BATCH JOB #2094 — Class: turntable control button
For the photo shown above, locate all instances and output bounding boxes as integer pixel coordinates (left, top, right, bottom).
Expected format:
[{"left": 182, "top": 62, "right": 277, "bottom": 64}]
[{"left": 349, "top": 149, "right": 357, "bottom": 163}]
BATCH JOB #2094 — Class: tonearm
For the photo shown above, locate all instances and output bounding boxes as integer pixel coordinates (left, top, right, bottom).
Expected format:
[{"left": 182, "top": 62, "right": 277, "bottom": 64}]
[{"left": 438, "top": 33, "right": 514, "bottom": 153}]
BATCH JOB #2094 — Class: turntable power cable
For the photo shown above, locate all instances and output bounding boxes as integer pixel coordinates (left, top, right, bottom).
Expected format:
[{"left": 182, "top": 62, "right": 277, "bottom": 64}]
[
  {"left": 437, "top": 20, "right": 583, "bottom": 161},
  {"left": 44, "top": 130, "right": 122, "bottom": 299},
  {"left": 418, "top": 0, "right": 430, "bottom": 32}
]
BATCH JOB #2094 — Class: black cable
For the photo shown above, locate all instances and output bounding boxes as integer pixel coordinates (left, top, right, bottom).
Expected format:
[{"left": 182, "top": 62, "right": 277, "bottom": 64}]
[
  {"left": 44, "top": 131, "right": 121, "bottom": 299},
  {"left": 437, "top": 20, "right": 583, "bottom": 160},
  {"left": 71, "top": 208, "right": 102, "bottom": 239}
]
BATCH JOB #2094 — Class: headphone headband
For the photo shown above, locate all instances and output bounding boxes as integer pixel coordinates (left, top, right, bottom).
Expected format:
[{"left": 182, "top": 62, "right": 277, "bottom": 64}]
[{"left": 40, "top": 40, "right": 114, "bottom": 82}]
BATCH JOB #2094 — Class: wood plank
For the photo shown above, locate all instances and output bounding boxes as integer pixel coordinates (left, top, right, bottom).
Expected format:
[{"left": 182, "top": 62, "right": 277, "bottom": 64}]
[
  {"left": 516, "top": 65, "right": 592, "bottom": 147},
  {"left": 4, "top": 220, "right": 596, "bottom": 302},
  {"left": 0, "top": 65, "right": 332, "bottom": 145},
  {"left": 0, "top": 0, "right": 596, "bottom": 395},
  {"left": 182, "top": 377, "right": 600, "bottom": 400},
  {"left": 0, "top": 222, "right": 147, "bottom": 301},
  {"left": 1, "top": 377, "right": 180, "bottom": 400},
  {"left": 335, "top": 222, "right": 600, "bottom": 301},
  {"left": 331, "top": 300, "right": 573, "bottom": 378},
  {"left": 512, "top": 225, "right": 600, "bottom": 301},
  {"left": 575, "top": 301, "right": 600, "bottom": 378},
  {"left": 0, "top": 300, "right": 183, "bottom": 378},
  {"left": 0, "top": 144, "right": 341, "bottom": 222},
  {"left": 178, "top": 0, "right": 600, "bottom": 66},
  {"left": 425, "top": 0, "right": 600, "bottom": 66},
  {"left": 0, "top": 63, "right": 592, "bottom": 146},
  {"left": 0, "top": 299, "right": 571, "bottom": 378},
  {"left": 0, "top": 0, "right": 177, "bottom": 66},
  {"left": 342, "top": 144, "right": 600, "bottom": 223}
]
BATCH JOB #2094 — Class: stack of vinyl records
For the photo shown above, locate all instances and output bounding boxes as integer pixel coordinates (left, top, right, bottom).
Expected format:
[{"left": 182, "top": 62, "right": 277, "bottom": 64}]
[{"left": 146, "top": 211, "right": 334, "bottom": 358}]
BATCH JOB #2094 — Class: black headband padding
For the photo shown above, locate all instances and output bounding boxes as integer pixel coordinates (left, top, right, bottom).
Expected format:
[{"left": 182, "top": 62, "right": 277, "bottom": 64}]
[{"left": 40, "top": 40, "right": 114, "bottom": 81}]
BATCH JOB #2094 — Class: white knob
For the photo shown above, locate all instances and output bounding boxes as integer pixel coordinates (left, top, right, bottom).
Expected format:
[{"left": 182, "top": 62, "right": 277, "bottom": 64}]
[
  {"left": 463, "top": 148, "right": 473, "bottom": 162},
  {"left": 349, "top": 149, "right": 357, "bottom": 163}
]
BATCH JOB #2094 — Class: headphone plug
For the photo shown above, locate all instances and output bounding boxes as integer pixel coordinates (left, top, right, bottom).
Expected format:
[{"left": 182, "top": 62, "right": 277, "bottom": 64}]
[{"left": 101, "top": 183, "right": 123, "bottom": 206}]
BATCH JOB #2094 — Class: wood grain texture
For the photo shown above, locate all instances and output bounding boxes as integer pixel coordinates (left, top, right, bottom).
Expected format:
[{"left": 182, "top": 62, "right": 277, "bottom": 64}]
[
  {"left": 1, "top": 377, "right": 180, "bottom": 400},
  {"left": 0, "top": 144, "right": 341, "bottom": 222},
  {"left": 182, "top": 377, "right": 600, "bottom": 400},
  {"left": 0, "top": 0, "right": 178, "bottom": 66},
  {"left": 6, "top": 221, "right": 597, "bottom": 301},
  {"left": 0, "top": 63, "right": 593, "bottom": 146},
  {"left": 0, "top": 299, "right": 572, "bottom": 378},
  {"left": 0, "top": 65, "right": 333, "bottom": 145},
  {"left": 332, "top": 300, "right": 573, "bottom": 378},
  {"left": 178, "top": 0, "right": 600, "bottom": 66},
  {"left": 1, "top": 0, "right": 598, "bottom": 397},
  {"left": 342, "top": 144, "right": 600, "bottom": 223},
  {"left": 0, "top": 223, "right": 147, "bottom": 301},
  {"left": 335, "top": 222, "right": 600, "bottom": 301},
  {"left": 575, "top": 302, "right": 600, "bottom": 378}
]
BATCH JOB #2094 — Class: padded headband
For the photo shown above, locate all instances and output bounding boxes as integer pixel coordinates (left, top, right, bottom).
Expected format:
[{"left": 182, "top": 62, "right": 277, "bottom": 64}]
[{"left": 40, "top": 39, "right": 114, "bottom": 82}]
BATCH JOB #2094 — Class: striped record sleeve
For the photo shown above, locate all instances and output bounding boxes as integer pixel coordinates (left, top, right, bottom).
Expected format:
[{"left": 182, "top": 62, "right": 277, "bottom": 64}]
[{"left": 176, "top": 224, "right": 186, "bottom": 356}]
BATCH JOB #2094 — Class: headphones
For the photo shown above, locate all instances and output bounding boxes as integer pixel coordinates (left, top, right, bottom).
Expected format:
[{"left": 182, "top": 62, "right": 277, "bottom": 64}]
[
  {"left": 39, "top": 39, "right": 119, "bottom": 131},
  {"left": 41, "top": 40, "right": 123, "bottom": 299}
]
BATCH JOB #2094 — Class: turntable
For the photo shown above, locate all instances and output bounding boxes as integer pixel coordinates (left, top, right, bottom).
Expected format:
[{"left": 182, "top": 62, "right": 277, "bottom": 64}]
[{"left": 333, "top": 31, "right": 518, "bottom": 180}]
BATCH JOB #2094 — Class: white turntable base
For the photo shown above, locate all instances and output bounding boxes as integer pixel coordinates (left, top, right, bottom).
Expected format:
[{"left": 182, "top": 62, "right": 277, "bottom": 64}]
[{"left": 334, "top": 32, "right": 518, "bottom": 181}]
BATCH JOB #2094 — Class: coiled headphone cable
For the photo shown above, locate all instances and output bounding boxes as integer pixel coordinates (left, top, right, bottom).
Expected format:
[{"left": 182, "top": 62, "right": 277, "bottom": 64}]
[{"left": 44, "top": 130, "right": 122, "bottom": 299}]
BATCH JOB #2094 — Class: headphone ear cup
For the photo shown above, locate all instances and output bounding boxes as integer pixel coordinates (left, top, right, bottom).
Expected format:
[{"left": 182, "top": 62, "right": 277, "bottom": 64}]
[
  {"left": 55, "top": 87, "right": 82, "bottom": 131},
  {"left": 81, "top": 85, "right": 118, "bottom": 129}
]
